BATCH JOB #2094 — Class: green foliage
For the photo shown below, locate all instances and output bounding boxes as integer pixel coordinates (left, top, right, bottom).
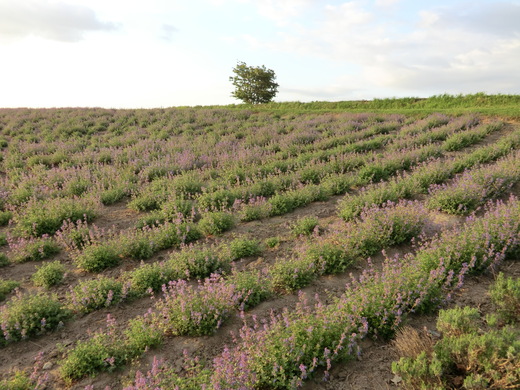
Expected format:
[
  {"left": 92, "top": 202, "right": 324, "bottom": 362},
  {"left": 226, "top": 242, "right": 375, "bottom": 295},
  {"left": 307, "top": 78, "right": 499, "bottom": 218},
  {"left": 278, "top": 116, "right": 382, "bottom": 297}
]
[
  {"left": 60, "top": 316, "right": 162, "bottom": 384},
  {"left": 228, "top": 237, "right": 262, "bottom": 259},
  {"left": 0, "top": 371, "right": 33, "bottom": 390},
  {"left": 198, "top": 211, "right": 235, "bottom": 235},
  {"left": 125, "top": 262, "right": 173, "bottom": 296},
  {"left": 73, "top": 243, "right": 120, "bottom": 272},
  {"left": 0, "top": 232, "right": 7, "bottom": 246},
  {"left": 0, "top": 279, "right": 19, "bottom": 301},
  {"left": 291, "top": 216, "right": 319, "bottom": 236},
  {"left": 436, "top": 306, "right": 480, "bottom": 336},
  {"left": 10, "top": 237, "right": 60, "bottom": 263},
  {"left": 226, "top": 269, "right": 273, "bottom": 310},
  {"left": 0, "top": 292, "right": 70, "bottom": 345},
  {"left": 31, "top": 261, "right": 66, "bottom": 288},
  {"left": 270, "top": 257, "right": 319, "bottom": 292},
  {"left": 67, "top": 276, "right": 125, "bottom": 313},
  {"left": 230, "top": 61, "right": 279, "bottom": 104},
  {"left": 15, "top": 198, "right": 97, "bottom": 237},
  {"left": 489, "top": 273, "right": 520, "bottom": 324},
  {"left": 265, "top": 236, "right": 281, "bottom": 248},
  {"left": 0, "top": 210, "right": 12, "bottom": 226},
  {"left": 304, "top": 241, "right": 354, "bottom": 275},
  {"left": 0, "top": 253, "right": 8, "bottom": 267},
  {"left": 167, "top": 246, "right": 231, "bottom": 280}
]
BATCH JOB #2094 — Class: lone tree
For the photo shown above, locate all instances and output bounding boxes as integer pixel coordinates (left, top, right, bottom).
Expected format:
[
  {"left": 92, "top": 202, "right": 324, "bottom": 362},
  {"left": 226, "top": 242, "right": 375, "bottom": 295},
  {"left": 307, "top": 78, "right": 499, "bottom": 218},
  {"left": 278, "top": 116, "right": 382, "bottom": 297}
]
[{"left": 229, "top": 61, "right": 279, "bottom": 104}]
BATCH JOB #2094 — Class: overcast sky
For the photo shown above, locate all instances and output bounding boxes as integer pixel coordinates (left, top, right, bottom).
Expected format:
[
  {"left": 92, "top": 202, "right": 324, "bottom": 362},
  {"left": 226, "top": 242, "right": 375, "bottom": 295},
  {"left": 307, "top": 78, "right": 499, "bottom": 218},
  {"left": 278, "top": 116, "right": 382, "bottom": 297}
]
[{"left": 0, "top": 0, "right": 519, "bottom": 108}]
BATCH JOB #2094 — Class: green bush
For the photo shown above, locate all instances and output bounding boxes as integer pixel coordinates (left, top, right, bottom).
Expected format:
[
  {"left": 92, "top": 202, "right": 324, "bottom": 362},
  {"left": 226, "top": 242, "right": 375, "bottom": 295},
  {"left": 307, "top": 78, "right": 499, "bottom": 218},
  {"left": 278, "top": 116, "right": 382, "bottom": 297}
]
[
  {"left": 0, "top": 253, "right": 8, "bottom": 267},
  {"left": 73, "top": 243, "right": 120, "bottom": 272},
  {"left": 60, "top": 315, "right": 161, "bottom": 384},
  {"left": 270, "top": 257, "right": 319, "bottom": 292},
  {"left": 304, "top": 241, "right": 354, "bottom": 274},
  {"left": 291, "top": 216, "right": 319, "bottom": 236},
  {"left": 0, "top": 233, "right": 7, "bottom": 246},
  {"left": 228, "top": 237, "right": 262, "bottom": 259},
  {"left": 167, "top": 247, "right": 230, "bottom": 280},
  {"left": 0, "top": 210, "right": 12, "bottom": 226},
  {"left": 392, "top": 306, "right": 520, "bottom": 390},
  {"left": 0, "top": 279, "right": 19, "bottom": 301},
  {"left": 15, "top": 197, "right": 97, "bottom": 237},
  {"left": 31, "top": 261, "right": 66, "bottom": 288},
  {"left": 67, "top": 276, "right": 125, "bottom": 313},
  {"left": 125, "top": 262, "right": 174, "bottom": 296},
  {"left": 265, "top": 236, "right": 281, "bottom": 248},
  {"left": 10, "top": 237, "right": 60, "bottom": 263},
  {"left": 226, "top": 269, "right": 273, "bottom": 310},
  {"left": 198, "top": 212, "right": 235, "bottom": 235},
  {"left": 489, "top": 273, "right": 520, "bottom": 324},
  {"left": 0, "top": 371, "right": 33, "bottom": 390},
  {"left": 0, "top": 292, "right": 70, "bottom": 346}
]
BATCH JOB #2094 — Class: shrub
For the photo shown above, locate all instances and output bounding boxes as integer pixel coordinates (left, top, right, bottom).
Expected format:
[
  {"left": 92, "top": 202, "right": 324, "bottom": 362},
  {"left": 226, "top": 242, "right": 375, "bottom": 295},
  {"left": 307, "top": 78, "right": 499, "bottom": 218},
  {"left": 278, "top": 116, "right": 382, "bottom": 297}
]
[
  {"left": 0, "top": 253, "right": 8, "bottom": 267},
  {"left": 0, "top": 292, "right": 70, "bottom": 346},
  {"left": 270, "top": 256, "right": 319, "bottom": 292},
  {"left": 67, "top": 276, "right": 126, "bottom": 313},
  {"left": 0, "top": 210, "right": 12, "bottom": 226},
  {"left": 100, "top": 186, "right": 127, "bottom": 205},
  {"left": 153, "top": 276, "right": 241, "bottom": 336},
  {"left": 489, "top": 273, "right": 520, "bottom": 324},
  {"left": 15, "top": 197, "right": 98, "bottom": 237},
  {"left": 291, "top": 216, "right": 319, "bottom": 237},
  {"left": 167, "top": 246, "right": 230, "bottom": 280},
  {"left": 0, "top": 279, "right": 19, "bottom": 301},
  {"left": 73, "top": 243, "right": 120, "bottom": 272},
  {"left": 60, "top": 315, "right": 162, "bottom": 384},
  {"left": 198, "top": 212, "right": 235, "bottom": 235},
  {"left": 228, "top": 237, "right": 262, "bottom": 259},
  {"left": 125, "top": 262, "right": 174, "bottom": 296},
  {"left": 9, "top": 236, "right": 60, "bottom": 263},
  {"left": 122, "top": 356, "right": 211, "bottom": 390},
  {"left": 304, "top": 241, "right": 354, "bottom": 275},
  {"left": 31, "top": 261, "right": 66, "bottom": 288},
  {"left": 226, "top": 269, "right": 273, "bottom": 310},
  {"left": 392, "top": 306, "right": 520, "bottom": 390},
  {"left": 0, "top": 233, "right": 6, "bottom": 246},
  {"left": 265, "top": 236, "right": 281, "bottom": 248}
]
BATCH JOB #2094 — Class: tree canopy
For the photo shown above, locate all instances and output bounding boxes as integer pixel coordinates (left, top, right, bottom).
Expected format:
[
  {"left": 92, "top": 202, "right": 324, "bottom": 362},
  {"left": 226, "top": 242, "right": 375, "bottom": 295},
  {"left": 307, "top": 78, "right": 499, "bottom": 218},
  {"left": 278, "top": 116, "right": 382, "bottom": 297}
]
[{"left": 229, "top": 61, "right": 279, "bottom": 104}]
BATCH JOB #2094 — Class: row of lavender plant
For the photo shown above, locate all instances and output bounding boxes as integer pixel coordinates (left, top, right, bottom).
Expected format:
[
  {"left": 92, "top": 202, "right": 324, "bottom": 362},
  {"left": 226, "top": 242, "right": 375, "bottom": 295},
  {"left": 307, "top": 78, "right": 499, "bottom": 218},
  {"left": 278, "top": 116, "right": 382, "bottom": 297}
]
[
  {"left": 338, "top": 126, "right": 520, "bottom": 220},
  {"left": 208, "top": 195, "right": 520, "bottom": 389},
  {"left": 49, "top": 200, "right": 430, "bottom": 384},
  {"left": 427, "top": 150, "right": 520, "bottom": 214}
]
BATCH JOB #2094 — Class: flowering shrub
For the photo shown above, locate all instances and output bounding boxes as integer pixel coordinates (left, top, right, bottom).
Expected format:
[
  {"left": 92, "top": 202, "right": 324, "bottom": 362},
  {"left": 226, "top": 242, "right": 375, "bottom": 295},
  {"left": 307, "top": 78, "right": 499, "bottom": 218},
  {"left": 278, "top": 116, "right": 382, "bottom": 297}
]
[
  {"left": 0, "top": 253, "right": 8, "bottom": 267},
  {"left": 14, "top": 197, "right": 98, "bottom": 237},
  {"left": 8, "top": 236, "right": 60, "bottom": 263},
  {"left": 67, "top": 276, "right": 127, "bottom": 314},
  {"left": 121, "top": 355, "right": 211, "bottom": 390},
  {"left": 153, "top": 275, "right": 242, "bottom": 336},
  {"left": 0, "top": 292, "right": 70, "bottom": 346},
  {"left": 226, "top": 268, "right": 273, "bottom": 310},
  {"left": 60, "top": 314, "right": 162, "bottom": 384},
  {"left": 73, "top": 243, "right": 120, "bottom": 272},
  {"left": 270, "top": 256, "right": 320, "bottom": 292}
]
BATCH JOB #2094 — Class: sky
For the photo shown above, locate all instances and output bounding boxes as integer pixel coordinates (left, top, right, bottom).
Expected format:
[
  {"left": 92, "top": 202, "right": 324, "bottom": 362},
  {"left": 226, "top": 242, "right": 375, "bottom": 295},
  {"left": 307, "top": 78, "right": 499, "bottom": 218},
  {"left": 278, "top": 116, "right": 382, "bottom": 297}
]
[{"left": 0, "top": 0, "right": 519, "bottom": 108}]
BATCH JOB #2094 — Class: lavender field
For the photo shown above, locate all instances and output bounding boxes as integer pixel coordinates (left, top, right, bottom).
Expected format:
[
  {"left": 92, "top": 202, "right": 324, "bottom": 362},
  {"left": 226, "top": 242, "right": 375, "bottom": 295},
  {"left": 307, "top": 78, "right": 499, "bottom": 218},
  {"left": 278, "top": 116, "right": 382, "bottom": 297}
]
[{"left": 0, "top": 107, "right": 519, "bottom": 389}]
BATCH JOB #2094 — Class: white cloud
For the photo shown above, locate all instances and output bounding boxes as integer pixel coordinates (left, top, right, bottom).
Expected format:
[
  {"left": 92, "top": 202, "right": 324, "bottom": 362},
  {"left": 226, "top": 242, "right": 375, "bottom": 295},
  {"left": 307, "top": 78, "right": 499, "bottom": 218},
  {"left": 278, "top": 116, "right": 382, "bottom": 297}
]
[{"left": 0, "top": 0, "right": 117, "bottom": 42}]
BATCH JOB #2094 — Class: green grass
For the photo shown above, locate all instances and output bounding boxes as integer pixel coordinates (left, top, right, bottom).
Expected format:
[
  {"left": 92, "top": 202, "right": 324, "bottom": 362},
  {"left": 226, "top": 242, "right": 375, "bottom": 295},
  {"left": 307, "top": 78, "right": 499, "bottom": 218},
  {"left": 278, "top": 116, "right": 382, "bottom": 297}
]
[{"left": 215, "top": 93, "right": 520, "bottom": 118}]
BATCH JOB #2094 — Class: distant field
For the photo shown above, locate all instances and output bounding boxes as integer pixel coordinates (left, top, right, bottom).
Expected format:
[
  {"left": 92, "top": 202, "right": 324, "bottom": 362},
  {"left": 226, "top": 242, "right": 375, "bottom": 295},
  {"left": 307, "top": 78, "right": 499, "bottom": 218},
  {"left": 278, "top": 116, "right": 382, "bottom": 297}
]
[{"left": 0, "top": 96, "right": 519, "bottom": 389}]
